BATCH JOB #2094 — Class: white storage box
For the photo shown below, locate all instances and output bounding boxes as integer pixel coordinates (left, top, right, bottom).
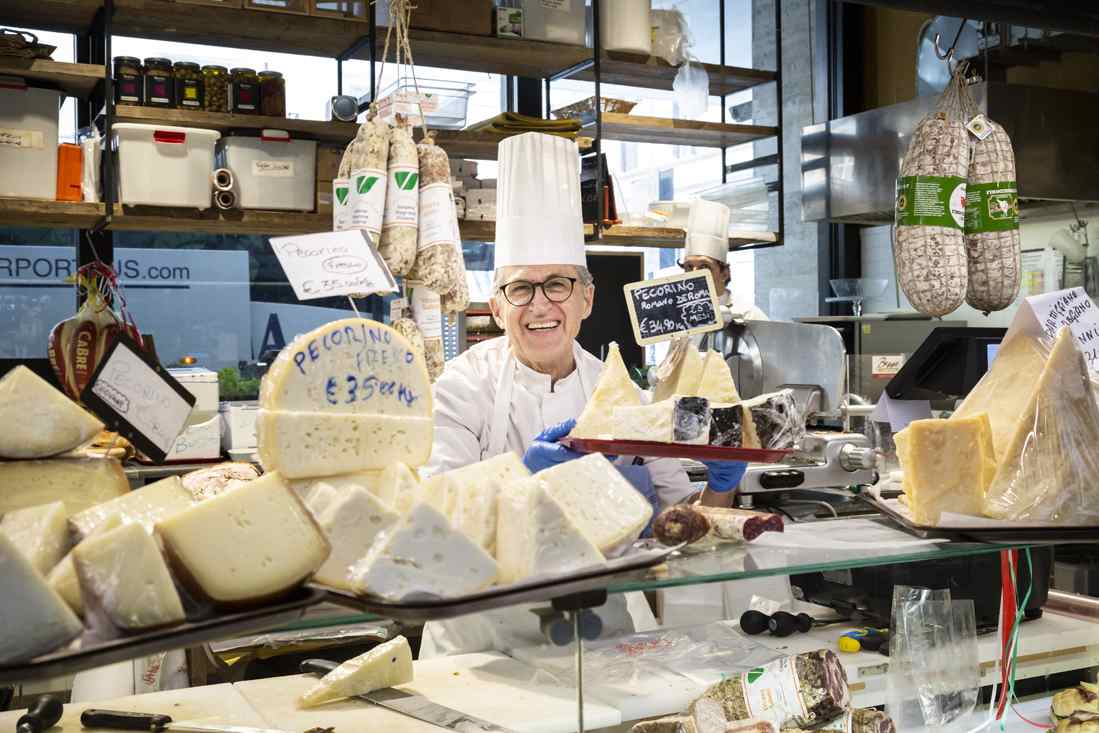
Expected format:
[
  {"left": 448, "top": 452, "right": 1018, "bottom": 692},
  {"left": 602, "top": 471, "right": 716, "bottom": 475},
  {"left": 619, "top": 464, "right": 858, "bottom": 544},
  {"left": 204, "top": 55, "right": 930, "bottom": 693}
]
[
  {"left": 0, "top": 84, "right": 61, "bottom": 200},
  {"left": 220, "top": 401, "right": 258, "bottom": 451},
  {"left": 112, "top": 123, "right": 219, "bottom": 208},
  {"left": 168, "top": 367, "right": 219, "bottom": 425},
  {"left": 217, "top": 131, "right": 317, "bottom": 211},
  {"left": 521, "top": 0, "right": 587, "bottom": 44},
  {"left": 165, "top": 415, "right": 221, "bottom": 462}
]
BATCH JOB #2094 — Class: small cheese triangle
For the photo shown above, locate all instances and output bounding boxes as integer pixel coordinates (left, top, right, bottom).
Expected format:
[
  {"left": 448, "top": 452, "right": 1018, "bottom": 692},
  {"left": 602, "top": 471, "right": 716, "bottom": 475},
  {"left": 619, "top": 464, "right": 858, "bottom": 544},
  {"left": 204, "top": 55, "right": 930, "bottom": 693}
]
[
  {"left": 298, "top": 636, "right": 413, "bottom": 708},
  {"left": 571, "top": 342, "right": 641, "bottom": 439},
  {"left": 0, "top": 366, "right": 104, "bottom": 459},
  {"left": 313, "top": 488, "right": 400, "bottom": 591},
  {"left": 696, "top": 351, "right": 741, "bottom": 403},
  {"left": 984, "top": 328, "right": 1099, "bottom": 521}
]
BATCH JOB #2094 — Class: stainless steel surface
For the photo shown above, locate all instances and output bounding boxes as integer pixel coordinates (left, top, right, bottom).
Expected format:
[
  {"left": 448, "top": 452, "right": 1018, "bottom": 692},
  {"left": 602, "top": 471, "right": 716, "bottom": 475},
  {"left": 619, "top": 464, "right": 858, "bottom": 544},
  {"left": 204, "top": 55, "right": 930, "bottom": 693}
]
[
  {"left": 364, "top": 689, "right": 519, "bottom": 733},
  {"left": 741, "top": 433, "right": 877, "bottom": 494},
  {"left": 1046, "top": 589, "right": 1099, "bottom": 620},
  {"left": 802, "top": 83, "right": 1099, "bottom": 224},
  {"left": 724, "top": 320, "right": 847, "bottom": 418},
  {"left": 839, "top": 444, "right": 878, "bottom": 472}
]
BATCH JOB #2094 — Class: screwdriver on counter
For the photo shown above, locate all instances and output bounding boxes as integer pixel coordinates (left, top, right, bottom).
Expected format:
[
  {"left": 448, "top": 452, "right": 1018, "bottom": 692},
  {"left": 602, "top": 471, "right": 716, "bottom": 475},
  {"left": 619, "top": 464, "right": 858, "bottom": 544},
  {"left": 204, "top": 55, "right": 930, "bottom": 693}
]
[{"left": 837, "top": 627, "right": 889, "bottom": 653}]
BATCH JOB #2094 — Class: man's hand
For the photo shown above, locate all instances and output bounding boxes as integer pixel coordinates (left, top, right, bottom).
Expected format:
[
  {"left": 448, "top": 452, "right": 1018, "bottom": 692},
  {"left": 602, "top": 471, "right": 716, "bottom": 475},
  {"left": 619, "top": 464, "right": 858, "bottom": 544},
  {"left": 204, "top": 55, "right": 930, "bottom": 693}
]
[{"left": 523, "top": 418, "right": 584, "bottom": 473}]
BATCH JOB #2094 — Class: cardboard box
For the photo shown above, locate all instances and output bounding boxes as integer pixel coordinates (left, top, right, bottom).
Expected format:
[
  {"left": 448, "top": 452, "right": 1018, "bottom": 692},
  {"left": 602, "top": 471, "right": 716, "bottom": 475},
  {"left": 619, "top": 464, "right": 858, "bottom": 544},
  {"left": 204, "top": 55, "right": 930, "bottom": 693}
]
[
  {"left": 316, "top": 145, "right": 345, "bottom": 182},
  {"left": 465, "top": 188, "right": 496, "bottom": 207},
  {"left": 449, "top": 158, "right": 478, "bottom": 178},
  {"left": 379, "top": 0, "right": 493, "bottom": 36}
]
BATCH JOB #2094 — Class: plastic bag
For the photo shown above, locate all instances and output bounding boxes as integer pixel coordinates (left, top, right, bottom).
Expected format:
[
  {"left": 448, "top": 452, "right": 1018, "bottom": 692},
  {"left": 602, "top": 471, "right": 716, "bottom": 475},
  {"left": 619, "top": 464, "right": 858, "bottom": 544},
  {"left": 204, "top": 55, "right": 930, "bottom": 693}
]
[
  {"left": 886, "top": 587, "right": 978, "bottom": 730},
  {"left": 742, "top": 388, "right": 807, "bottom": 451},
  {"left": 674, "top": 58, "right": 710, "bottom": 119},
  {"left": 651, "top": 8, "right": 690, "bottom": 66}
]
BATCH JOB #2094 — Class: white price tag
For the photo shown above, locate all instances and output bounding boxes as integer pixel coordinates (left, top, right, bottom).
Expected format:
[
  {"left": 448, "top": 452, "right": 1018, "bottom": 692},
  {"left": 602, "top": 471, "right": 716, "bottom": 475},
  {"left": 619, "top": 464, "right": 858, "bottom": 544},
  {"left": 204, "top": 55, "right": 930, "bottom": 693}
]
[
  {"left": 1024, "top": 287, "right": 1099, "bottom": 375},
  {"left": 252, "top": 159, "right": 295, "bottom": 178},
  {"left": 0, "top": 128, "right": 45, "bottom": 150},
  {"left": 965, "top": 114, "right": 994, "bottom": 140},
  {"left": 872, "top": 354, "right": 905, "bottom": 378},
  {"left": 269, "top": 229, "right": 398, "bottom": 301}
]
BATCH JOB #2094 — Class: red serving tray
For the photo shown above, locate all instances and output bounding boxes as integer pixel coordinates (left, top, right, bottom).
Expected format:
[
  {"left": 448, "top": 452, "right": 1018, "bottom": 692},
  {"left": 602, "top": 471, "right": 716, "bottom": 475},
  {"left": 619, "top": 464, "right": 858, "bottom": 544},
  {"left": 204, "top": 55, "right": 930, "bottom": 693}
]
[{"left": 560, "top": 436, "right": 793, "bottom": 463}]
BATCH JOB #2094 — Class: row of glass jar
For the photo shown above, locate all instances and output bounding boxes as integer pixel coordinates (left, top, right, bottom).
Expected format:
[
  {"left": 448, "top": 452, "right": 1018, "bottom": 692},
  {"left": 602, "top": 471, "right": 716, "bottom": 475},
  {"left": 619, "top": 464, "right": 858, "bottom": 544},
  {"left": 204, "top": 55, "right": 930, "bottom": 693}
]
[{"left": 113, "top": 57, "right": 286, "bottom": 117}]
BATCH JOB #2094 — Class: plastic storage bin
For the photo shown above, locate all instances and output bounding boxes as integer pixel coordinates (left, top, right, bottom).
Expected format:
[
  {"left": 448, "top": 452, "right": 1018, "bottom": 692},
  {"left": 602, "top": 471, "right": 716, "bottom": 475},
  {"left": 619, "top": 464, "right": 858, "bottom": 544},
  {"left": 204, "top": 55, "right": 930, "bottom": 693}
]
[
  {"left": 217, "top": 130, "right": 317, "bottom": 211},
  {"left": 112, "top": 123, "right": 220, "bottom": 208},
  {"left": 0, "top": 85, "right": 62, "bottom": 200},
  {"left": 521, "top": 0, "right": 587, "bottom": 44},
  {"left": 377, "top": 78, "right": 475, "bottom": 130}
]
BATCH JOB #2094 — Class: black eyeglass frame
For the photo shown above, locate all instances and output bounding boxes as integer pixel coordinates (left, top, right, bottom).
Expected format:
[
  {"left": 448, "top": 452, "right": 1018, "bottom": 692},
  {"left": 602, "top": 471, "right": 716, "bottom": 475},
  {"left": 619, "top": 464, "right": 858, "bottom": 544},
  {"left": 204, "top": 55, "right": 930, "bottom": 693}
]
[{"left": 497, "top": 276, "right": 581, "bottom": 307}]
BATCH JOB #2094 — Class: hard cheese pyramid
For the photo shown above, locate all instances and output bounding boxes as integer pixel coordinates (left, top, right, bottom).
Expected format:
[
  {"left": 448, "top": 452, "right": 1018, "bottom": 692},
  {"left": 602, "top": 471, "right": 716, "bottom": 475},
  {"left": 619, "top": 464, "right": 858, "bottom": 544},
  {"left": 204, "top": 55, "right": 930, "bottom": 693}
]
[
  {"left": 653, "top": 343, "right": 705, "bottom": 402},
  {"left": 984, "top": 327, "right": 1099, "bottom": 522},
  {"left": 696, "top": 351, "right": 741, "bottom": 403},
  {"left": 571, "top": 342, "right": 640, "bottom": 439}
]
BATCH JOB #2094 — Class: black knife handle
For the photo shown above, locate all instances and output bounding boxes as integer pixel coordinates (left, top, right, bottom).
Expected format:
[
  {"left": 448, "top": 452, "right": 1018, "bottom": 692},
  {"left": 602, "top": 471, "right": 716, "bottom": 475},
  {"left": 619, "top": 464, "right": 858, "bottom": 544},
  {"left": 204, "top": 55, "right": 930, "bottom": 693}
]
[
  {"left": 16, "top": 695, "right": 63, "bottom": 733},
  {"left": 80, "top": 709, "right": 172, "bottom": 730},
  {"left": 300, "top": 658, "right": 338, "bottom": 677}
]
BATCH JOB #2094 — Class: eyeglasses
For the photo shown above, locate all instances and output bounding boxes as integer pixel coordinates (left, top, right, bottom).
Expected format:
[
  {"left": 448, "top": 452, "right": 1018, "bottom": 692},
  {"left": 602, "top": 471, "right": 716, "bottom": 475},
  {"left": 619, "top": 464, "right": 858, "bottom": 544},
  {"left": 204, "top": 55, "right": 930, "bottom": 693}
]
[{"left": 499, "top": 276, "right": 579, "bottom": 307}]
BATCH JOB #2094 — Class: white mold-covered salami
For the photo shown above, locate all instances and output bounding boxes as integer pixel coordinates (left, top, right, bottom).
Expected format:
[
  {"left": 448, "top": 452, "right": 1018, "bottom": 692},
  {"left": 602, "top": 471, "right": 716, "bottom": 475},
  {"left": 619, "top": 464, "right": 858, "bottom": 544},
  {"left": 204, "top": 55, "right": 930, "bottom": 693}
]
[
  {"left": 964, "top": 119, "right": 1021, "bottom": 313},
  {"left": 349, "top": 117, "right": 390, "bottom": 241},
  {"left": 379, "top": 123, "right": 419, "bottom": 276},
  {"left": 408, "top": 138, "right": 467, "bottom": 299}
]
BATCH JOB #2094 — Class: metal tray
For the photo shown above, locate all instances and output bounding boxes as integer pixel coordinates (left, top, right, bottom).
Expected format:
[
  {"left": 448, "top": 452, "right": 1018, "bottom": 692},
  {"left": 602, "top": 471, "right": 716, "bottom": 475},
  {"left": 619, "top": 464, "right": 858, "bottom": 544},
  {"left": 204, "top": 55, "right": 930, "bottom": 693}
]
[
  {"left": 0, "top": 586, "right": 324, "bottom": 683},
  {"left": 318, "top": 541, "right": 680, "bottom": 623},
  {"left": 864, "top": 494, "right": 1099, "bottom": 544},
  {"left": 561, "top": 437, "right": 793, "bottom": 463}
]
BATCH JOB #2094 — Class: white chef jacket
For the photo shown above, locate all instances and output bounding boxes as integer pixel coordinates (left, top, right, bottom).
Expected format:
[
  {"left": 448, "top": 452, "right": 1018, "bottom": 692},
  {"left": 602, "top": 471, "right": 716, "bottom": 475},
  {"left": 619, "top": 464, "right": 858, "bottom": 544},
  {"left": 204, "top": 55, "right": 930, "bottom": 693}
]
[{"left": 419, "top": 336, "right": 694, "bottom": 657}]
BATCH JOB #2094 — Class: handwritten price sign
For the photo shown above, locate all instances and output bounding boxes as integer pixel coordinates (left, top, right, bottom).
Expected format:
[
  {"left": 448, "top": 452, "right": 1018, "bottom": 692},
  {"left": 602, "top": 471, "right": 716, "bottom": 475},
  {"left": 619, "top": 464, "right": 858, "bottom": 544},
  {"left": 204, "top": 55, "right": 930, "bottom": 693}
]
[
  {"left": 1026, "top": 287, "right": 1099, "bottom": 376},
  {"left": 624, "top": 270, "right": 722, "bottom": 346},
  {"left": 269, "top": 229, "right": 398, "bottom": 301}
]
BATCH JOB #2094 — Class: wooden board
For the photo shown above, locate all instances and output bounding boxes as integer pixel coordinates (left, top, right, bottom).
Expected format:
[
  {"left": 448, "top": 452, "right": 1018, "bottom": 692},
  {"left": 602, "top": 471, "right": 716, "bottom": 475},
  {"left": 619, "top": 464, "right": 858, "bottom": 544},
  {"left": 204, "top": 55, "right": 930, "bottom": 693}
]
[
  {"left": 574, "top": 52, "right": 776, "bottom": 96},
  {"left": 108, "top": 206, "right": 331, "bottom": 235},
  {"left": 590, "top": 113, "right": 778, "bottom": 148},
  {"left": 602, "top": 225, "right": 780, "bottom": 250},
  {"left": 112, "top": 105, "right": 358, "bottom": 143},
  {"left": 0, "top": 198, "right": 103, "bottom": 229},
  {"left": 0, "top": 58, "right": 104, "bottom": 98}
]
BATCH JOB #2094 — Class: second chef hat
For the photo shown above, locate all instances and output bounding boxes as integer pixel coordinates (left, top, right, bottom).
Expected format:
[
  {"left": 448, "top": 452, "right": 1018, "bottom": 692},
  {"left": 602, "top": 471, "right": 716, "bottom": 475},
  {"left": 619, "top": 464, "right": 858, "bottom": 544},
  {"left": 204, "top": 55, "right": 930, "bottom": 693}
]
[{"left": 685, "top": 199, "right": 732, "bottom": 263}]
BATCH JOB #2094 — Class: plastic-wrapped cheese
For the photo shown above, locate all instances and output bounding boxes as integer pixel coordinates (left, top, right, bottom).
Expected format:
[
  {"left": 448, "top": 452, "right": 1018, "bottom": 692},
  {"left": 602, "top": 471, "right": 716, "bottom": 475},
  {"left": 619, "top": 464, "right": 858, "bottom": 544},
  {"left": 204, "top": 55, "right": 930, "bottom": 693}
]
[
  {"left": 257, "top": 318, "right": 433, "bottom": 479},
  {"left": 0, "top": 532, "right": 83, "bottom": 664},
  {"left": 0, "top": 365, "right": 104, "bottom": 459},
  {"left": 299, "top": 636, "right": 413, "bottom": 708},
  {"left": 0, "top": 500, "right": 69, "bottom": 575},
  {"left": 68, "top": 475, "right": 193, "bottom": 540}
]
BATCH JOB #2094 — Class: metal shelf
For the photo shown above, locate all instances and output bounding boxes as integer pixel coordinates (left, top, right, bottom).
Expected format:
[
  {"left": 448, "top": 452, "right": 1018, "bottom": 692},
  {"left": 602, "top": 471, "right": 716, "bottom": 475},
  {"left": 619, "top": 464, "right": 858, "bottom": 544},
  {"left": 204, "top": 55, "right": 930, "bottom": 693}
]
[{"left": 571, "top": 52, "right": 776, "bottom": 96}]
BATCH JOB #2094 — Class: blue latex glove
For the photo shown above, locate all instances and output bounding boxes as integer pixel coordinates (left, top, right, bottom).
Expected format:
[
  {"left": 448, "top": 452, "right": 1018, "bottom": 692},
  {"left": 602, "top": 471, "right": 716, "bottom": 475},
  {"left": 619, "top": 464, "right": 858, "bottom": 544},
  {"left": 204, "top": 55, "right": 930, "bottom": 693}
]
[
  {"left": 701, "top": 460, "right": 749, "bottom": 493},
  {"left": 523, "top": 418, "right": 584, "bottom": 473}
]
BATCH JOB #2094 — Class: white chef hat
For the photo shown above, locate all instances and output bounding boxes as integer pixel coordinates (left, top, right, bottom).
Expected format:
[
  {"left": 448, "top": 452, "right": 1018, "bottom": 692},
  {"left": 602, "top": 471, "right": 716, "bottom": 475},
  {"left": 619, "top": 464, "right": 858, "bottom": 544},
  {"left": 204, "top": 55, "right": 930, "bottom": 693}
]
[
  {"left": 685, "top": 199, "right": 731, "bottom": 263},
  {"left": 494, "top": 132, "right": 587, "bottom": 269}
]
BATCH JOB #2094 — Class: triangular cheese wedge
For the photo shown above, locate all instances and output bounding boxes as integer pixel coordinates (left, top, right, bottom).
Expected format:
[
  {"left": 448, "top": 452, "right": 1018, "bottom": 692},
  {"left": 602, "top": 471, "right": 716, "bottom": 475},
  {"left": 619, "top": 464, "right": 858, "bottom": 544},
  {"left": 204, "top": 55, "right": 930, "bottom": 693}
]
[
  {"left": 984, "top": 328, "right": 1099, "bottom": 521},
  {"left": 653, "top": 344, "right": 705, "bottom": 402},
  {"left": 373, "top": 463, "right": 421, "bottom": 514},
  {"left": 0, "top": 366, "right": 104, "bottom": 459},
  {"left": 951, "top": 332, "right": 1048, "bottom": 461},
  {"left": 571, "top": 342, "right": 641, "bottom": 439},
  {"left": 298, "top": 636, "right": 413, "bottom": 708},
  {"left": 696, "top": 351, "right": 740, "bottom": 403},
  {"left": 313, "top": 488, "right": 399, "bottom": 591}
]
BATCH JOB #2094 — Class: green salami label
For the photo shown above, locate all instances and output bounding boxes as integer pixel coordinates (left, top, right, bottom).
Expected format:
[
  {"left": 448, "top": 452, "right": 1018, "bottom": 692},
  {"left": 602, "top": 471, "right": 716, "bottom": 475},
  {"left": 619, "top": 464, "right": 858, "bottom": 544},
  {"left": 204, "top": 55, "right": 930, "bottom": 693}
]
[
  {"left": 965, "top": 181, "right": 1019, "bottom": 233},
  {"left": 895, "top": 175, "right": 967, "bottom": 229}
]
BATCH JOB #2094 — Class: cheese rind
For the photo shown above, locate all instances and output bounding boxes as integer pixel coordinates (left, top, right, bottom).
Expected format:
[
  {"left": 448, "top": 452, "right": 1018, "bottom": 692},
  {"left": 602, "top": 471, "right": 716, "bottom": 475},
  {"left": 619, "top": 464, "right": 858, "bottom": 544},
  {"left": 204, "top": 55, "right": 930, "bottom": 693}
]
[
  {"left": 613, "top": 397, "right": 711, "bottom": 444},
  {"left": 571, "top": 343, "right": 641, "bottom": 439},
  {"left": 0, "top": 458, "right": 128, "bottom": 517},
  {"left": 0, "top": 501, "right": 69, "bottom": 575},
  {"left": 653, "top": 343, "right": 705, "bottom": 402},
  {"left": 0, "top": 532, "right": 83, "bottom": 664},
  {"left": 350, "top": 503, "right": 498, "bottom": 600},
  {"left": 182, "top": 462, "right": 260, "bottom": 501},
  {"left": 540, "top": 453, "right": 653, "bottom": 554},
  {"left": 256, "top": 410, "right": 433, "bottom": 478},
  {"left": 496, "top": 477, "right": 605, "bottom": 583},
  {"left": 0, "top": 366, "right": 104, "bottom": 459},
  {"left": 69, "top": 475, "right": 193, "bottom": 540},
  {"left": 313, "top": 488, "right": 400, "bottom": 591},
  {"left": 155, "top": 472, "right": 331, "bottom": 607},
  {"left": 708, "top": 403, "right": 760, "bottom": 449},
  {"left": 47, "top": 514, "right": 123, "bottom": 617},
  {"left": 74, "top": 521, "right": 185, "bottom": 632},
  {"left": 298, "top": 636, "right": 413, "bottom": 708},
  {"left": 696, "top": 351, "right": 741, "bottom": 404}
]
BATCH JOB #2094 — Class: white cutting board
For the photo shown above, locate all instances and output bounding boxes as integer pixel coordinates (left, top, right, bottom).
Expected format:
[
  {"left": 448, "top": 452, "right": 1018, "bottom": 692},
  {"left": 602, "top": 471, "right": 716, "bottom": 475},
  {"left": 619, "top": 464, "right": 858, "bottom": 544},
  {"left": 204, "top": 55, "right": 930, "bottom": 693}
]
[{"left": 0, "top": 683, "right": 266, "bottom": 732}]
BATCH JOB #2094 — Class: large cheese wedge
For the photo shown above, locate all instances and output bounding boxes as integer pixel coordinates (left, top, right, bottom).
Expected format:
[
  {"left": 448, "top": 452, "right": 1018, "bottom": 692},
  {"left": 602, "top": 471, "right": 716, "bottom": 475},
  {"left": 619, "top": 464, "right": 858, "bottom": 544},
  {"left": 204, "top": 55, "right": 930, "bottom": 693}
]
[
  {"left": 437, "top": 452, "right": 530, "bottom": 554},
  {"left": 613, "top": 397, "right": 711, "bottom": 445},
  {"left": 540, "top": 453, "right": 653, "bottom": 555},
  {"left": 571, "top": 342, "right": 640, "bottom": 439},
  {"left": 984, "top": 328, "right": 1099, "bottom": 521},
  {"left": 496, "top": 477, "right": 605, "bottom": 583},
  {"left": 156, "top": 472, "right": 330, "bottom": 608},
  {"left": 313, "top": 487, "right": 400, "bottom": 591},
  {"left": 895, "top": 414, "right": 996, "bottom": 525},
  {"left": 373, "top": 463, "right": 420, "bottom": 514},
  {"left": 48, "top": 515, "right": 123, "bottom": 617},
  {"left": 69, "top": 475, "right": 193, "bottom": 540},
  {"left": 0, "top": 532, "right": 83, "bottom": 664},
  {"left": 653, "top": 342, "right": 705, "bottom": 402},
  {"left": 0, "top": 366, "right": 104, "bottom": 459},
  {"left": 258, "top": 318, "right": 433, "bottom": 478},
  {"left": 256, "top": 411, "right": 433, "bottom": 479},
  {"left": 74, "top": 521, "right": 185, "bottom": 632},
  {"left": 350, "top": 503, "right": 497, "bottom": 600},
  {"left": 0, "top": 501, "right": 69, "bottom": 575},
  {"left": 952, "top": 332, "right": 1048, "bottom": 460},
  {"left": 696, "top": 351, "right": 741, "bottom": 403},
  {"left": 298, "top": 636, "right": 413, "bottom": 708},
  {"left": 0, "top": 457, "right": 128, "bottom": 516}
]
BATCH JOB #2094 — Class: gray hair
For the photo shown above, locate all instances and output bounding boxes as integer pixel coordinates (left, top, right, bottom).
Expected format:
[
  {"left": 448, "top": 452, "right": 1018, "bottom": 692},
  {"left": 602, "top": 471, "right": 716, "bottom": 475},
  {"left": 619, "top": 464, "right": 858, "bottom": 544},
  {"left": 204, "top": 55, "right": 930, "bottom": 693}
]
[{"left": 492, "top": 265, "right": 595, "bottom": 290}]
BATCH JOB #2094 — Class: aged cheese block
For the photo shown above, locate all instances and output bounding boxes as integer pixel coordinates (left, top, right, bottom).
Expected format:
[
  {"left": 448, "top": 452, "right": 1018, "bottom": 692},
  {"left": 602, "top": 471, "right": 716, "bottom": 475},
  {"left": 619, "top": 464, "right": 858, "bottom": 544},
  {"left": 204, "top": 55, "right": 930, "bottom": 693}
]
[
  {"left": 0, "top": 532, "right": 83, "bottom": 664},
  {"left": 0, "top": 501, "right": 69, "bottom": 575},
  {"left": 540, "top": 453, "right": 653, "bottom": 555},
  {"left": 155, "top": 472, "right": 330, "bottom": 608},
  {"left": 614, "top": 397, "right": 711, "bottom": 444},
  {"left": 696, "top": 351, "right": 740, "bottom": 403},
  {"left": 0, "top": 457, "right": 128, "bottom": 516},
  {"left": 69, "top": 475, "right": 193, "bottom": 540},
  {"left": 313, "top": 487, "right": 399, "bottom": 591},
  {"left": 298, "top": 636, "right": 413, "bottom": 708},
  {"left": 47, "top": 514, "right": 123, "bottom": 617},
  {"left": 0, "top": 365, "right": 103, "bottom": 459},
  {"left": 496, "top": 477, "right": 605, "bottom": 583},
  {"left": 74, "top": 521, "right": 185, "bottom": 632},
  {"left": 571, "top": 342, "right": 641, "bottom": 439}
]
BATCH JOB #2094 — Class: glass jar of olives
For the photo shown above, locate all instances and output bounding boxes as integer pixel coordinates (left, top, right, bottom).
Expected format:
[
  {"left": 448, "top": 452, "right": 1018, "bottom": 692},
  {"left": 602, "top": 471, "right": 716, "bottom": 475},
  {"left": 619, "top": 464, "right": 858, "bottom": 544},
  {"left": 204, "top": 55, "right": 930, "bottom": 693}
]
[
  {"left": 144, "top": 57, "right": 174, "bottom": 108},
  {"left": 113, "top": 56, "right": 143, "bottom": 106},
  {"left": 230, "top": 67, "right": 260, "bottom": 114},
  {"left": 259, "top": 70, "right": 286, "bottom": 117},
  {"left": 173, "top": 61, "right": 204, "bottom": 109},
  {"left": 202, "top": 65, "right": 230, "bottom": 113}
]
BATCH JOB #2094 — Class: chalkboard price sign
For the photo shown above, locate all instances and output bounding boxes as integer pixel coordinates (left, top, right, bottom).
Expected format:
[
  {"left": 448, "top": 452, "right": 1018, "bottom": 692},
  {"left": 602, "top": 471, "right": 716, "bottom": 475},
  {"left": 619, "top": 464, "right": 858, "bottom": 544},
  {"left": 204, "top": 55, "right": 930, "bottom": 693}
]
[{"left": 623, "top": 270, "right": 722, "bottom": 345}]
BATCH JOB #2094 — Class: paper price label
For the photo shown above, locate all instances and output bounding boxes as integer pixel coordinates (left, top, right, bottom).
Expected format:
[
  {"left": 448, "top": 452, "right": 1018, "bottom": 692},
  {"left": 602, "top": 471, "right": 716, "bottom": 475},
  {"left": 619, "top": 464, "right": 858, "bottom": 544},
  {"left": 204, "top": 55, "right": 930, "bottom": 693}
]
[
  {"left": 252, "top": 159, "right": 295, "bottom": 178},
  {"left": 1026, "top": 287, "right": 1099, "bottom": 375},
  {"left": 269, "top": 229, "right": 398, "bottom": 301},
  {"left": 0, "top": 128, "right": 45, "bottom": 150}
]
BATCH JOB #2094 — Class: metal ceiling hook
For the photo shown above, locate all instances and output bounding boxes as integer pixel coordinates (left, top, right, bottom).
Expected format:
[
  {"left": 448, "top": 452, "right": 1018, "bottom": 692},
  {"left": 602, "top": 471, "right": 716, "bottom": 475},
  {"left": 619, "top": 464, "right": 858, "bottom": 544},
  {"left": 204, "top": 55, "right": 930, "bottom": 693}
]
[{"left": 933, "top": 18, "right": 968, "bottom": 63}]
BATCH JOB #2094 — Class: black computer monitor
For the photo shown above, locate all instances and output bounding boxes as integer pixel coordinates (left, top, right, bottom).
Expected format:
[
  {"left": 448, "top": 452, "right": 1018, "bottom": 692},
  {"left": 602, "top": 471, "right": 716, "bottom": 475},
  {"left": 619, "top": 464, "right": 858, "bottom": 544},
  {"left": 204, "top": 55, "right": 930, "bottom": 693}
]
[{"left": 884, "top": 327, "right": 1007, "bottom": 401}]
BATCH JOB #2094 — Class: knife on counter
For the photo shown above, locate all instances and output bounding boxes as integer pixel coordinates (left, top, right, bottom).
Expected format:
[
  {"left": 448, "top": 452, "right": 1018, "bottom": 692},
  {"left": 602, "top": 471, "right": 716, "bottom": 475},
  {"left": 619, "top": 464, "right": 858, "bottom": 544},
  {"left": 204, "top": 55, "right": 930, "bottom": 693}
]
[
  {"left": 300, "top": 658, "right": 519, "bottom": 733},
  {"left": 80, "top": 709, "right": 293, "bottom": 733}
]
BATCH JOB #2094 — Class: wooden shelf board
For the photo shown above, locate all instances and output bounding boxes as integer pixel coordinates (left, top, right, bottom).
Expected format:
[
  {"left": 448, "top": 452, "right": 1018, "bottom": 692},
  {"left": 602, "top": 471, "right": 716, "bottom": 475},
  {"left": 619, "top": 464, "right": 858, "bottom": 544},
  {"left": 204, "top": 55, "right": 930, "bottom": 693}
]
[
  {"left": 0, "top": 58, "right": 104, "bottom": 98},
  {"left": 458, "top": 219, "right": 496, "bottom": 240},
  {"left": 108, "top": 206, "right": 330, "bottom": 235},
  {"left": 601, "top": 225, "right": 779, "bottom": 249},
  {"left": 589, "top": 113, "right": 777, "bottom": 148},
  {"left": 111, "top": 106, "right": 358, "bottom": 144},
  {"left": 429, "top": 129, "right": 591, "bottom": 161},
  {"left": 0, "top": 198, "right": 103, "bottom": 229},
  {"left": 573, "top": 53, "right": 775, "bottom": 96}
]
